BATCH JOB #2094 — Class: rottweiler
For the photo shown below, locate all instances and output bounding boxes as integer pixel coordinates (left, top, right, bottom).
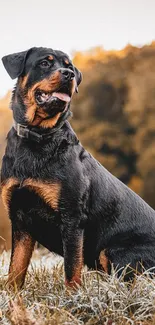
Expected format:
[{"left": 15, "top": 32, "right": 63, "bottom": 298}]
[{"left": 1, "top": 47, "right": 155, "bottom": 289}]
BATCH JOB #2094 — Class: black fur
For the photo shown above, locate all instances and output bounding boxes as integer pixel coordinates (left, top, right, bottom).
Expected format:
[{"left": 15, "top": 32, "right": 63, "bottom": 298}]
[
  {"left": 1, "top": 47, "right": 155, "bottom": 288},
  {"left": 2, "top": 49, "right": 32, "bottom": 79}
]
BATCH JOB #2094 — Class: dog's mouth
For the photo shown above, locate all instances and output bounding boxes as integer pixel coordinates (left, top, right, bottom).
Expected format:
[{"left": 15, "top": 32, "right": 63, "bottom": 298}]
[
  {"left": 34, "top": 82, "right": 74, "bottom": 119},
  {"left": 35, "top": 87, "right": 71, "bottom": 106}
]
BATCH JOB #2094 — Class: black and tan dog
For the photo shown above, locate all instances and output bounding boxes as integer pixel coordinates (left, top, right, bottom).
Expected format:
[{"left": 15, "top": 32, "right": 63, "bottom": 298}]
[{"left": 1, "top": 47, "right": 155, "bottom": 289}]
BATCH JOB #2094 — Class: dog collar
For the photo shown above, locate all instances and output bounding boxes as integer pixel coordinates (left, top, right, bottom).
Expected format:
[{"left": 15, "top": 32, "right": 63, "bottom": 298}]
[{"left": 13, "top": 111, "right": 72, "bottom": 143}]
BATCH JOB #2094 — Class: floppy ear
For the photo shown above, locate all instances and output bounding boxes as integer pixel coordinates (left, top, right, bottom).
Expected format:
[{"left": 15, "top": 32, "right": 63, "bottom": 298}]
[
  {"left": 2, "top": 48, "right": 32, "bottom": 79},
  {"left": 74, "top": 66, "right": 82, "bottom": 92}
]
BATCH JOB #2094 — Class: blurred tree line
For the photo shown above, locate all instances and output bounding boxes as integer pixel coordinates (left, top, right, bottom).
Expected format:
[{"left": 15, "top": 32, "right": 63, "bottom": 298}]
[
  {"left": 72, "top": 42, "right": 155, "bottom": 207},
  {"left": 1, "top": 42, "right": 155, "bottom": 249}
]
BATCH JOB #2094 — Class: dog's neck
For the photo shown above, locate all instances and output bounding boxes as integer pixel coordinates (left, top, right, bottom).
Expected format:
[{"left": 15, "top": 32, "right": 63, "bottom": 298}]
[{"left": 12, "top": 119, "right": 79, "bottom": 149}]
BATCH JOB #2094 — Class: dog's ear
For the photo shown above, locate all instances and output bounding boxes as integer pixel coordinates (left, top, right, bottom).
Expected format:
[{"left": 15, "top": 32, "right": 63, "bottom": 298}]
[
  {"left": 74, "top": 66, "right": 82, "bottom": 92},
  {"left": 2, "top": 48, "right": 32, "bottom": 79}
]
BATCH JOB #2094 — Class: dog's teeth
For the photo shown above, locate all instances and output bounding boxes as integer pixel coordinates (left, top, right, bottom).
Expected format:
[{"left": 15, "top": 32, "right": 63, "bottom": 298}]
[{"left": 41, "top": 93, "right": 50, "bottom": 100}]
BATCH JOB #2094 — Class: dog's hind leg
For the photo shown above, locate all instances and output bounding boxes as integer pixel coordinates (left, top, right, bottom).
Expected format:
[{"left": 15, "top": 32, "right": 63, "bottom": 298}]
[
  {"left": 8, "top": 223, "right": 35, "bottom": 289},
  {"left": 104, "top": 245, "right": 155, "bottom": 281}
]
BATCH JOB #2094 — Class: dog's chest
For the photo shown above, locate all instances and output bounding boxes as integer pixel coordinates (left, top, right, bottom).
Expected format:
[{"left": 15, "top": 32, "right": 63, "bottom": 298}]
[{"left": 1, "top": 177, "right": 61, "bottom": 214}]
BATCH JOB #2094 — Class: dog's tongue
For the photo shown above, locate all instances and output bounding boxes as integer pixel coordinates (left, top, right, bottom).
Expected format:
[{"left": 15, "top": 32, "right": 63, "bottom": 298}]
[{"left": 52, "top": 92, "right": 71, "bottom": 102}]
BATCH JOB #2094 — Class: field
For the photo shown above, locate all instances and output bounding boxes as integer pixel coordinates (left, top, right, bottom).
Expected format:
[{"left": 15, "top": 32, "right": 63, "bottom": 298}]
[{"left": 0, "top": 249, "right": 155, "bottom": 325}]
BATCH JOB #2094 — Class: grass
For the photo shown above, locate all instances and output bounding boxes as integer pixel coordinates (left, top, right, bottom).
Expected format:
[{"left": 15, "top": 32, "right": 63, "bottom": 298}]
[{"left": 0, "top": 250, "right": 155, "bottom": 324}]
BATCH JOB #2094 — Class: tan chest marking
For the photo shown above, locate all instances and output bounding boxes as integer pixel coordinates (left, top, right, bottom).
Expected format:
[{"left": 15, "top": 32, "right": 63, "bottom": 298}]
[
  {"left": 1, "top": 178, "right": 20, "bottom": 213},
  {"left": 24, "top": 179, "right": 61, "bottom": 211},
  {"left": 1, "top": 178, "right": 61, "bottom": 213}
]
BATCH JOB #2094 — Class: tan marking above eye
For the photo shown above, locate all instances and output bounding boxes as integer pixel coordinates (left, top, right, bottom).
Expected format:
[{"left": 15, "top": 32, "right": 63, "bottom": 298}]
[
  {"left": 48, "top": 55, "right": 54, "bottom": 61},
  {"left": 64, "top": 58, "right": 69, "bottom": 65}
]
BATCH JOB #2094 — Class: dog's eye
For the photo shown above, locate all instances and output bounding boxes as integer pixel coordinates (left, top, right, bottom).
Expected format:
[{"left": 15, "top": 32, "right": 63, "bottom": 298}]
[{"left": 40, "top": 60, "right": 51, "bottom": 68}]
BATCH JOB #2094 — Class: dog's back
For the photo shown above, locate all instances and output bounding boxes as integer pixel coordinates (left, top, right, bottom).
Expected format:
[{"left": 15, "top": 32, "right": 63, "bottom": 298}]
[{"left": 83, "top": 155, "right": 155, "bottom": 276}]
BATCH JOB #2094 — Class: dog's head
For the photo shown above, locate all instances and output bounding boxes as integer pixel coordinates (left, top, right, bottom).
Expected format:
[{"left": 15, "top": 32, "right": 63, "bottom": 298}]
[{"left": 2, "top": 47, "right": 82, "bottom": 128}]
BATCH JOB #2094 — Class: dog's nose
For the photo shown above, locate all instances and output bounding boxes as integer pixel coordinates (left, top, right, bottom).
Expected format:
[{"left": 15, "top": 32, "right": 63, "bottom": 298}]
[{"left": 60, "top": 68, "right": 75, "bottom": 81}]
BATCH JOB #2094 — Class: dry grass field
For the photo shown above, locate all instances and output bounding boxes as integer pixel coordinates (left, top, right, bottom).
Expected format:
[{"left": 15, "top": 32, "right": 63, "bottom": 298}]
[{"left": 1, "top": 249, "right": 155, "bottom": 325}]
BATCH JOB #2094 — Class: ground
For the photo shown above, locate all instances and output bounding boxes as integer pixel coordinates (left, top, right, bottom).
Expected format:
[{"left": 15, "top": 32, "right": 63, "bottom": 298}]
[{"left": 0, "top": 249, "right": 155, "bottom": 325}]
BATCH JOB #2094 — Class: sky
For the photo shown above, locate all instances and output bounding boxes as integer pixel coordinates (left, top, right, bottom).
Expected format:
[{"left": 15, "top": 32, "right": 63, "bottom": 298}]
[{"left": 0, "top": 0, "right": 155, "bottom": 96}]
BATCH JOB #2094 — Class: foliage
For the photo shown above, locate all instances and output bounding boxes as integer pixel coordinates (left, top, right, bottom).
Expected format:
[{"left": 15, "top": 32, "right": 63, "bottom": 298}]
[{"left": 72, "top": 42, "right": 155, "bottom": 207}]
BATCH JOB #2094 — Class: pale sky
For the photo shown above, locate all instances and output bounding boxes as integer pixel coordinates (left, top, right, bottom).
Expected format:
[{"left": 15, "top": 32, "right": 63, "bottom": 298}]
[{"left": 0, "top": 0, "right": 155, "bottom": 96}]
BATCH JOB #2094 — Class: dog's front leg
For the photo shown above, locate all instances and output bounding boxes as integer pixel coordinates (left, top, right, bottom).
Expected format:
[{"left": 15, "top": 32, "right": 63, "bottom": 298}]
[
  {"left": 8, "top": 224, "right": 35, "bottom": 289},
  {"left": 61, "top": 224, "right": 84, "bottom": 287}
]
